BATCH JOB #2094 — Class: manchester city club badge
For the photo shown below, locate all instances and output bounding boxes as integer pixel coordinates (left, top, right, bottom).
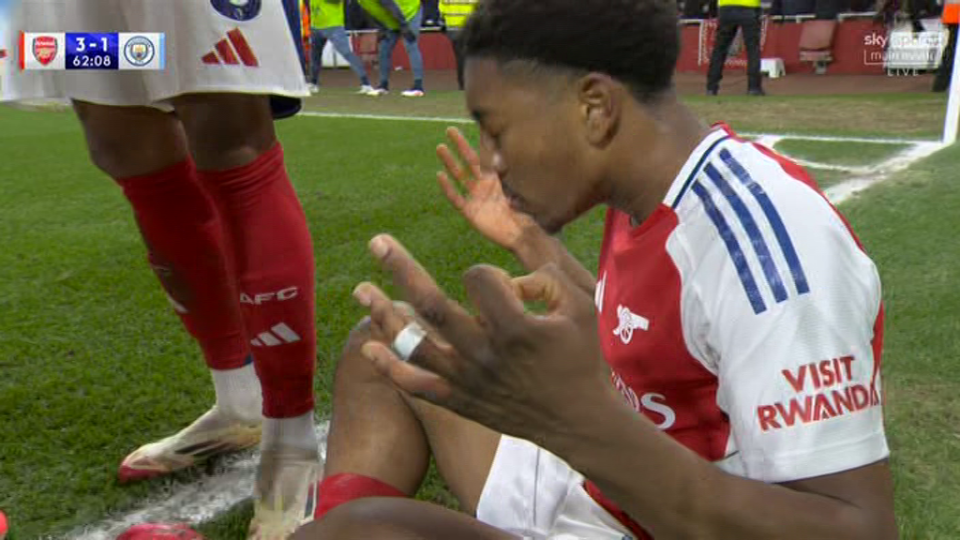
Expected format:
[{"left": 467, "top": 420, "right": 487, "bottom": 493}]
[{"left": 124, "top": 36, "right": 155, "bottom": 67}]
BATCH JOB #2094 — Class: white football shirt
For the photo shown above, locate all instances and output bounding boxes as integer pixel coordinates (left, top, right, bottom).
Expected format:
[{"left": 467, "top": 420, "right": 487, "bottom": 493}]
[{"left": 586, "top": 125, "right": 889, "bottom": 538}]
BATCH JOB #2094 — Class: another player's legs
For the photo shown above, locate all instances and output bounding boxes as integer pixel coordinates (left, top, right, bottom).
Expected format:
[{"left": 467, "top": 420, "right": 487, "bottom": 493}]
[
  {"left": 400, "top": 10, "right": 427, "bottom": 97},
  {"left": 705, "top": 13, "right": 741, "bottom": 95},
  {"left": 308, "top": 28, "right": 327, "bottom": 91},
  {"left": 173, "top": 92, "right": 319, "bottom": 539},
  {"left": 375, "top": 28, "right": 400, "bottom": 94},
  {"left": 315, "top": 318, "right": 499, "bottom": 519},
  {"left": 72, "top": 101, "right": 264, "bottom": 483},
  {"left": 323, "top": 27, "right": 373, "bottom": 92},
  {"left": 741, "top": 9, "right": 765, "bottom": 95},
  {"left": 446, "top": 28, "right": 466, "bottom": 90}
]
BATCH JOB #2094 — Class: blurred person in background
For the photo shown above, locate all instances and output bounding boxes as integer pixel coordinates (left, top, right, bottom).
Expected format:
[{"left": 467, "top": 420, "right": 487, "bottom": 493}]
[
  {"left": 356, "top": 0, "right": 427, "bottom": 96},
  {"left": 309, "top": 0, "right": 374, "bottom": 93},
  {"left": 706, "top": 0, "right": 766, "bottom": 96},
  {"left": 440, "top": 0, "right": 479, "bottom": 90}
]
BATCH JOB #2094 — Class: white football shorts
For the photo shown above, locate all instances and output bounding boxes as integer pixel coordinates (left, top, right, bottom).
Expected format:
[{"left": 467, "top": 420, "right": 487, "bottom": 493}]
[
  {"left": 476, "top": 435, "right": 636, "bottom": 540},
  {"left": 1, "top": 0, "right": 308, "bottom": 111}
]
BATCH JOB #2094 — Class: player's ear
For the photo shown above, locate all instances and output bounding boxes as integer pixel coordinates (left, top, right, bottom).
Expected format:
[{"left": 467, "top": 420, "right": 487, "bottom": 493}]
[{"left": 577, "top": 73, "right": 620, "bottom": 148}]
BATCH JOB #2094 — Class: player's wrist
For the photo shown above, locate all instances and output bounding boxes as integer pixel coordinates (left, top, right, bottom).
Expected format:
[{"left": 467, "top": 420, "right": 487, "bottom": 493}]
[
  {"left": 509, "top": 223, "right": 547, "bottom": 263},
  {"left": 543, "top": 383, "right": 637, "bottom": 463}
]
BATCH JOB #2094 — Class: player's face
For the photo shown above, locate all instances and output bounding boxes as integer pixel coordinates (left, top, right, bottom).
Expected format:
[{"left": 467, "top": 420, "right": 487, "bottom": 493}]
[{"left": 464, "top": 59, "right": 607, "bottom": 234}]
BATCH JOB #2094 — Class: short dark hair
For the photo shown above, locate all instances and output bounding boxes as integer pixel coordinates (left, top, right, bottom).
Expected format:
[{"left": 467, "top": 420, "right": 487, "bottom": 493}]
[{"left": 461, "top": 0, "right": 680, "bottom": 102}]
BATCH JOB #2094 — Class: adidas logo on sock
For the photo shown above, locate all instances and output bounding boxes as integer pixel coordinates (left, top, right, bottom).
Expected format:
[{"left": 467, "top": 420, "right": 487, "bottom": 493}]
[
  {"left": 251, "top": 323, "right": 301, "bottom": 347},
  {"left": 201, "top": 28, "right": 259, "bottom": 66}
]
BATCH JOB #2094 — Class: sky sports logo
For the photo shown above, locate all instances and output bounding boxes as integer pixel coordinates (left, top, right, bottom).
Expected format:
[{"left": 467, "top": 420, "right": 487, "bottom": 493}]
[{"left": 862, "top": 30, "right": 948, "bottom": 69}]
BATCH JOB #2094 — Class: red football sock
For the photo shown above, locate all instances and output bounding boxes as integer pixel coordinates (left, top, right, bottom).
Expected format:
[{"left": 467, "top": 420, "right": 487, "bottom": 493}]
[
  {"left": 197, "top": 142, "right": 317, "bottom": 419},
  {"left": 314, "top": 473, "right": 407, "bottom": 519},
  {"left": 116, "top": 158, "right": 250, "bottom": 371}
]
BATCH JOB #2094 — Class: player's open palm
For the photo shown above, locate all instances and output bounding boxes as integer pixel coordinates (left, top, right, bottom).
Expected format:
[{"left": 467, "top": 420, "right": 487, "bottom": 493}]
[{"left": 437, "top": 127, "right": 538, "bottom": 251}]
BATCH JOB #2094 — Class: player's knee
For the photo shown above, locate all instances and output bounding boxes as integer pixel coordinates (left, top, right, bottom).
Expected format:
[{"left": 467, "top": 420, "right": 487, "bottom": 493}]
[
  {"left": 342, "top": 317, "right": 374, "bottom": 357},
  {"left": 73, "top": 101, "right": 187, "bottom": 178},
  {"left": 82, "top": 135, "right": 128, "bottom": 178},
  {"left": 172, "top": 93, "right": 276, "bottom": 170},
  {"left": 341, "top": 302, "right": 414, "bottom": 356},
  {"left": 336, "top": 303, "right": 420, "bottom": 387},
  {"left": 333, "top": 317, "right": 382, "bottom": 387}
]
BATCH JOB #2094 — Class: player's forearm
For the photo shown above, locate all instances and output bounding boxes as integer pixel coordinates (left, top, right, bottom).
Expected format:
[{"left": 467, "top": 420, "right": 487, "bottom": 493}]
[
  {"left": 511, "top": 225, "right": 596, "bottom": 296},
  {"left": 377, "top": 0, "right": 407, "bottom": 25},
  {"left": 550, "top": 396, "right": 892, "bottom": 540}
]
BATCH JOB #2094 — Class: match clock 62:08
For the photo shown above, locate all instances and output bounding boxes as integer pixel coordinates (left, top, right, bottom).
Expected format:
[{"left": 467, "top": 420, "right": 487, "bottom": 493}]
[{"left": 66, "top": 33, "right": 120, "bottom": 69}]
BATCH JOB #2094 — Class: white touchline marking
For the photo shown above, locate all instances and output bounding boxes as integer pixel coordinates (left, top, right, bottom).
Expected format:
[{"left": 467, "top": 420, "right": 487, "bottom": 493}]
[
  {"left": 300, "top": 110, "right": 948, "bottom": 204},
  {"left": 66, "top": 114, "right": 949, "bottom": 537},
  {"left": 823, "top": 141, "right": 945, "bottom": 205},
  {"left": 64, "top": 422, "right": 331, "bottom": 540},
  {"left": 786, "top": 142, "right": 942, "bottom": 176}
]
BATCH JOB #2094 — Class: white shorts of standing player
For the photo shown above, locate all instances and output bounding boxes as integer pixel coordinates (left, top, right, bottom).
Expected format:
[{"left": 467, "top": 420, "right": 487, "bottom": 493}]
[{"left": 1, "top": 0, "right": 308, "bottom": 110}]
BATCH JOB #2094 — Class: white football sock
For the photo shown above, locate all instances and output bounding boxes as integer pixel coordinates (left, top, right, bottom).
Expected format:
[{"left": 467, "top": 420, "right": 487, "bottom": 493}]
[
  {"left": 261, "top": 410, "right": 318, "bottom": 453},
  {"left": 210, "top": 362, "right": 263, "bottom": 424}
]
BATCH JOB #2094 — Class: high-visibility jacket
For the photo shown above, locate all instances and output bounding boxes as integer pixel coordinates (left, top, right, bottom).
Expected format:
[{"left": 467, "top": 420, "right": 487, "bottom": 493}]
[
  {"left": 718, "top": 0, "right": 761, "bottom": 8},
  {"left": 357, "top": 0, "right": 420, "bottom": 30},
  {"left": 944, "top": 0, "right": 960, "bottom": 24},
  {"left": 311, "top": 0, "right": 346, "bottom": 29},
  {"left": 439, "top": 0, "right": 478, "bottom": 29}
]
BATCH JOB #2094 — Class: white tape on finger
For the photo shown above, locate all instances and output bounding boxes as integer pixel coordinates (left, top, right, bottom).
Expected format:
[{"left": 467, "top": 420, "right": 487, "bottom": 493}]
[{"left": 392, "top": 322, "right": 427, "bottom": 362}]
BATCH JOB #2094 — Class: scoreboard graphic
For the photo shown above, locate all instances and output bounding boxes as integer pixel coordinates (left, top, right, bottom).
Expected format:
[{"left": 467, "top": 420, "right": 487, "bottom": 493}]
[{"left": 19, "top": 32, "right": 165, "bottom": 71}]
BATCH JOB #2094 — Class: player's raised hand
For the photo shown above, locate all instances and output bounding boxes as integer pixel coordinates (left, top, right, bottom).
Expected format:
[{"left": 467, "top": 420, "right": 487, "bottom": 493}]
[
  {"left": 353, "top": 234, "right": 616, "bottom": 445},
  {"left": 437, "top": 127, "right": 539, "bottom": 252}
]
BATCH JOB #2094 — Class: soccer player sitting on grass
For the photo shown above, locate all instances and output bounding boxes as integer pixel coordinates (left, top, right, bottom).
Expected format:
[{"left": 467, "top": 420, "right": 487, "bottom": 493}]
[{"left": 297, "top": 0, "right": 899, "bottom": 538}]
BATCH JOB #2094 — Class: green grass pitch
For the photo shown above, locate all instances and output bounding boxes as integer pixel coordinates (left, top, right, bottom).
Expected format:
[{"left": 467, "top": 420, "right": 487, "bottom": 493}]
[{"left": 0, "top": 89, "right": 957, "bottom": 539}]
